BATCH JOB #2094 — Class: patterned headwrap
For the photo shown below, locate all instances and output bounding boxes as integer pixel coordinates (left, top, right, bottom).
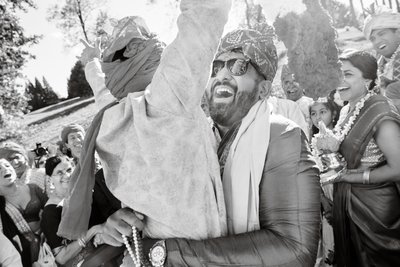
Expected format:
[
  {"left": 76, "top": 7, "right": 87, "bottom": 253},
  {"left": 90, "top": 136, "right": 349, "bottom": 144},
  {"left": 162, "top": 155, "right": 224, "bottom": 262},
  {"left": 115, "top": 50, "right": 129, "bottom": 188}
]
[
  {"left": 0, "top": 142, "right": 28, "bottom": 162},
  {"left": 60, "top": 123, "right": 85, "bottom": 145},
  {"left": 215, "top": 27, "right": 278, "bottom": 81},
  {"left": 363, "top": 6, "right": 400, "bottom": 40},
  {"left": 101, "top": 16, "right": 165, "bottom": 100}
]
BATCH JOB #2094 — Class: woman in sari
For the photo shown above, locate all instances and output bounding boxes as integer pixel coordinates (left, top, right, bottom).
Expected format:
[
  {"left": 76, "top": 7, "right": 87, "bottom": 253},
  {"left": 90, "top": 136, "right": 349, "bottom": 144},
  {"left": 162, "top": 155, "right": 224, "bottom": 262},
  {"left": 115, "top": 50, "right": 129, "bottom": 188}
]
[
  {"left": 332, "top": 50, "right": 400, "bottom": 266},
  {"left": 0, "top": 158, "right": 48, "bottom": 266}
]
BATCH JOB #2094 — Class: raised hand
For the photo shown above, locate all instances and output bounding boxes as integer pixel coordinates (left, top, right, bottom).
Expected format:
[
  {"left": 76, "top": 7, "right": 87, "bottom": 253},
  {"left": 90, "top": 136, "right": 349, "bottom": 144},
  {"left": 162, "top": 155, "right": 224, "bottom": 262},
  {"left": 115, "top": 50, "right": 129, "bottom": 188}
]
[{"left": 79, "top": 38, "right": 102, "bottom": 66}]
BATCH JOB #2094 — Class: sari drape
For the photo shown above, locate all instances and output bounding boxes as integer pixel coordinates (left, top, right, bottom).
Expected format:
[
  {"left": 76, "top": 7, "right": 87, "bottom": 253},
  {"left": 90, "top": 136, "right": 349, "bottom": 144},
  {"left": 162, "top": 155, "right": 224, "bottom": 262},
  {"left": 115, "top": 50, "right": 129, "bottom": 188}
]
[{"left": 333, "top": 95, "right": 400, "bottom": 267}]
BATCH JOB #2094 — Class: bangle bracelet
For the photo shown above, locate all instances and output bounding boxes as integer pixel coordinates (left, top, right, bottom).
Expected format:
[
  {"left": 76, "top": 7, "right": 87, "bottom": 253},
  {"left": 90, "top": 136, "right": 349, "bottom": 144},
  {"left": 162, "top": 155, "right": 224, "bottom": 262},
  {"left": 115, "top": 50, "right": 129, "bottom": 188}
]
[{"left": 363, "top": 169, "right": 371, "bottom": 184}]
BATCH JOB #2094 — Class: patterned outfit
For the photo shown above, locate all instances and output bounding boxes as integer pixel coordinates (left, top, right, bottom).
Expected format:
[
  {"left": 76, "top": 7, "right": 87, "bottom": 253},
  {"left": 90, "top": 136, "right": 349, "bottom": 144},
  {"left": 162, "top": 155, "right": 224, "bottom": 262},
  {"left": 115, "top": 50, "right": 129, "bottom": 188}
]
[{"left": 333, "top": 95, "right": 400, "bottom": 266}]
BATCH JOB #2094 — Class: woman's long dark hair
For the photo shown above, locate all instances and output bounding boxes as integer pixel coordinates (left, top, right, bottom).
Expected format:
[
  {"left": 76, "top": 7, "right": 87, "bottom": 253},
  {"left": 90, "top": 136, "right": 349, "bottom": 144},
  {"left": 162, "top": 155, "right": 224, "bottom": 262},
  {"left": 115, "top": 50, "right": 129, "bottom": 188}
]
[{"left": 339, "top": 49, "right": 378, "bottom": 91}]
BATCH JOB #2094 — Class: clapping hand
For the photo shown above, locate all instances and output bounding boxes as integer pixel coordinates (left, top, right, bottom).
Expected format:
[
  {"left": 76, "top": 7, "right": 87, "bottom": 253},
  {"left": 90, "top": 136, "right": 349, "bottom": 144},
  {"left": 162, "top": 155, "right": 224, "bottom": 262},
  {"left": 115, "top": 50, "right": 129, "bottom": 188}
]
[{"left": 79, "top": 38, "right": 102, "bottom": 66}]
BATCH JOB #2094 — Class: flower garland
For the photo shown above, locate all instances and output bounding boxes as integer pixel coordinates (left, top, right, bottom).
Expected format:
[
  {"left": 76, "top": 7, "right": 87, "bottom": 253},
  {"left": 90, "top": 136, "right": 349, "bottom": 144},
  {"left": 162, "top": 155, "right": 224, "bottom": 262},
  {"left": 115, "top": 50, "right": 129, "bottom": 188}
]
[
  {"left": 311, "top": 91, "right": 374, "bottom": 155},
  {"left": 333, "top": 91, "right": 374, "bottom": 142}
]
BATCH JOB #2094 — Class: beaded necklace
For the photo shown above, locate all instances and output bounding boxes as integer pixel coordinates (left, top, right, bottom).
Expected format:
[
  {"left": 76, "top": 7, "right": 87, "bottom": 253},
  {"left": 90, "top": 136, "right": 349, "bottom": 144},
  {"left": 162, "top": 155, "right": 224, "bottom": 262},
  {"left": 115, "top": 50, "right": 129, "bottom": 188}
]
[{"left": 122, "top": 226, "right": 144, "bottom": 267}]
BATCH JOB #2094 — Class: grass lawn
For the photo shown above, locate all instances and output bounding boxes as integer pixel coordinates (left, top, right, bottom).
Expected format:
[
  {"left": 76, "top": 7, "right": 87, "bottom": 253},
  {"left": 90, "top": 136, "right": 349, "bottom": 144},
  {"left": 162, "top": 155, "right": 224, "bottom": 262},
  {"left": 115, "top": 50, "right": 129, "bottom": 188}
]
[{"left": 19, "top": 102, "right": 98, "bottom": 149}]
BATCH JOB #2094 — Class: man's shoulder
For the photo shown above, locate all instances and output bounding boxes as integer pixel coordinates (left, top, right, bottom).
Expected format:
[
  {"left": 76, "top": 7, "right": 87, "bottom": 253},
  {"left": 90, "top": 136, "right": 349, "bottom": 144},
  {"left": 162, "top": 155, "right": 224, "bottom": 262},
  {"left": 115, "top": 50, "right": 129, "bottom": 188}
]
[
  {"left": 298, "top": 96, "right": 313, "bottom": 104},
  {"left": 269, "top": 114, "right": 302, "bottom": 141}
]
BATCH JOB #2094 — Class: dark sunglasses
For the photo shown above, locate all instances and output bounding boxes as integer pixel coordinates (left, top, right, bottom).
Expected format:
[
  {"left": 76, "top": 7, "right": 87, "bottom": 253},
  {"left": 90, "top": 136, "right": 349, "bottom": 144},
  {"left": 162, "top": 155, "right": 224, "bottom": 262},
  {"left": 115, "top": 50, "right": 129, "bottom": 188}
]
[{"left": 211, "top": 58, "right": 251, "bottom": 77}]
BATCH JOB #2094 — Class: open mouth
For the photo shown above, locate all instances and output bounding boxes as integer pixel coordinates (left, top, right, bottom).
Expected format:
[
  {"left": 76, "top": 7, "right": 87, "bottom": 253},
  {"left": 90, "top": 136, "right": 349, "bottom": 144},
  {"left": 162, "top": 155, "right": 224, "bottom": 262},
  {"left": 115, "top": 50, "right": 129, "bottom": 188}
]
[
  {"left": 60, "top": 177, "right": 71, "bottom": 184},
  {"left": 379, "top": 44, "right": 387, "bottom": 50},
  {"left": 215, "top": 87, "right": 234, "bottom": 97},
  {"left": 4, "top": 173, "right": 11, "bottom": 179},
  {"left": 337, "top": 86, "right": 350, "bottom": 92},
  {"left": 213, "top": 86, "right": 235, "bottom": 103}
]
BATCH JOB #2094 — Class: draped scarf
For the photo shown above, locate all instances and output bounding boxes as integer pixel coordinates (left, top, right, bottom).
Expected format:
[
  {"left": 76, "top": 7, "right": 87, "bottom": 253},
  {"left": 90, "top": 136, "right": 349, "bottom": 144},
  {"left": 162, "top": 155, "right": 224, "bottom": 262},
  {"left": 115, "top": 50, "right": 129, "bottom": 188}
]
[
  {"left": 3, "top": 201, "right": 37, "bottom": 243},
  {"left": 333, "top": 95, "right": 400, "bottom": 266},
  {"left": 222, "top": 100, "right": 271, "bottom": 234},
  {"left": 58, "top": 30, "right": 163, "bottom": 240},
  {"left": 101, "top": 38, "right": 163, "bottom": 99}
]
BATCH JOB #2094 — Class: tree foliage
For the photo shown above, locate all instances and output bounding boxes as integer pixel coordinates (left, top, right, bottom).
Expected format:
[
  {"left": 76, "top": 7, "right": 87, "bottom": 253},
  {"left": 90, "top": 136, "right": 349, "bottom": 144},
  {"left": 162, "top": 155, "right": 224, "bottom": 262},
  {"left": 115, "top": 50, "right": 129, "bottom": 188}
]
[
  {"left": 0, "top": 0, "right": 41, "bottom": 141},
  {"left": 25, "top": 77, "right": 59, "bottom": 111},
  {"left": 321, "top": 0, "right": 355, "bottom": 28},
  {"left": 67, "top": 60, "right": 93, "bottom": 98},
  {"left": 274, "top": 0, "right": 342, "bottom": 99},
  {"left": 47, "top": 0, "right": 108, "bottom": 47}
]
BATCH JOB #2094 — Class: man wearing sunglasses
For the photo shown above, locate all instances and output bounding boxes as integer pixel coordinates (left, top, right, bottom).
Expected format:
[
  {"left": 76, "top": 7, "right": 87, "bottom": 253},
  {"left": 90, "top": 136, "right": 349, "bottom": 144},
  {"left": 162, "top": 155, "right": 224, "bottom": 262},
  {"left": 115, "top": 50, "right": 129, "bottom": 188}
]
[
  {"left": 102, "top": 28, "right": 321, "bottom": 266},
  {"left": 165, "top": 28, "right": 320, "bottom": 266}
]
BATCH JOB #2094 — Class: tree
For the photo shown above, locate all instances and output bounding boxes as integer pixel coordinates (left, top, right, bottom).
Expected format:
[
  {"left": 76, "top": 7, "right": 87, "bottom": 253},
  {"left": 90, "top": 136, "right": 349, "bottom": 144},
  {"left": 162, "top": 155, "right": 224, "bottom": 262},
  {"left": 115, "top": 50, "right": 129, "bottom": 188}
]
[
  {"left": 348, "top": 0, "right": 360, "bottom": 29},
  {"left": 274, "top": 0, "right": 342, "bottom": 99},
  {"left": 243, "top": 0, "right": 266, "bottom": 29},
  {"left": 25, "top": 77, "right": 59, "bottom": 111},
  {"left": 67, "top": 60, "right": 93, "bottom": 98},
  {"left": 47, "top": 0, "right": 108, "bottom": 47},
  {"left": 42, "top": 76, "right": 59, "bottom": 105},
  {"left": 321, "top": 0, "right": 353, "bottom": 28},
  {"left": 0, "top": 0, "right": 41, "bottom": 142}
]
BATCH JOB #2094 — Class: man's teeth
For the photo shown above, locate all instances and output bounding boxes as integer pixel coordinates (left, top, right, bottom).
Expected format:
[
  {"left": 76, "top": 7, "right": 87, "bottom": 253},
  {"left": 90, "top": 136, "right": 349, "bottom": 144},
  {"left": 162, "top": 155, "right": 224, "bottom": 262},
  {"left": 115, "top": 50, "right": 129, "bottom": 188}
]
[
  {"left": 379, "top": 44, "right": 386, "bottom": 49},
  {"left": 337, "top": 86, "right": 349, "bottom": 91},
  {"left": 215, "top": 87, "right": 234, "bottom": 97}
]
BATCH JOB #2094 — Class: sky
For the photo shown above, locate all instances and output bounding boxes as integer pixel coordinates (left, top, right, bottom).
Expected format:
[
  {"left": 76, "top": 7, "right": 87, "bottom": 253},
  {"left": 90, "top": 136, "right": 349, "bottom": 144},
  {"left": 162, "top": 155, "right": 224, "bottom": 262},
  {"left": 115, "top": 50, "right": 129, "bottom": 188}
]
[{"left": 17, "top": 0, "right": 378, "bottom": 97}]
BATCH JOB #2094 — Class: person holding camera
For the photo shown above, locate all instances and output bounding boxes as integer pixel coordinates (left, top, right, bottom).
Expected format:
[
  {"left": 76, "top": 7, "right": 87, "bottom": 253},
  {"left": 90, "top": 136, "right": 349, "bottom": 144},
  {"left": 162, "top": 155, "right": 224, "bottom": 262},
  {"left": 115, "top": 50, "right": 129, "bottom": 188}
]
[{"left": 31, "top": 143, "right": 49, "bottom": 169}]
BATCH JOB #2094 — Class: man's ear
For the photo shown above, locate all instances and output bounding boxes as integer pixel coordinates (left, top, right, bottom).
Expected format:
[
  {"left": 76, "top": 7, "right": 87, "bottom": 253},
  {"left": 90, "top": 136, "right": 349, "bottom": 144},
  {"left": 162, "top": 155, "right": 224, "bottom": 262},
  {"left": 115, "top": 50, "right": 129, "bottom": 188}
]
[{"left": 258, "top": 80, "right": 272, "bottom": 99}]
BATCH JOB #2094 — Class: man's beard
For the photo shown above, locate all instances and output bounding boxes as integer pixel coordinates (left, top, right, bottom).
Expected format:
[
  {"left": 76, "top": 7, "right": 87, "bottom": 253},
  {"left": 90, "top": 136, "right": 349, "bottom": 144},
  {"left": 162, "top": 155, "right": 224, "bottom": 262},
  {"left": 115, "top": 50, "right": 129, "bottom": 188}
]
[{"left": 208, "top": 89, "right": 259, "bottom": 128}]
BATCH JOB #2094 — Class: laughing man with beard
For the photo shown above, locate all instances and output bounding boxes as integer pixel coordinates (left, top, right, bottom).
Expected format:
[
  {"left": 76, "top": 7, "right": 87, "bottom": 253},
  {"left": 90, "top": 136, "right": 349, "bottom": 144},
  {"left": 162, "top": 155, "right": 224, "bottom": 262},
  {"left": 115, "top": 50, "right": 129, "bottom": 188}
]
[{"left": 98, "top": 28, "right": 321, "bottom": 266}]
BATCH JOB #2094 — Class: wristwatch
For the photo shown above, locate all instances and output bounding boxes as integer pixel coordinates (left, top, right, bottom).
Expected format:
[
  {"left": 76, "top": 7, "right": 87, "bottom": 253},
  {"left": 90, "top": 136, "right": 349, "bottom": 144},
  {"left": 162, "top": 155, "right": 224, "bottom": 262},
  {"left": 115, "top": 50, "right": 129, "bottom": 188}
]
[{"left": 149, "top": 240, "right": 167, "bottom": 267}]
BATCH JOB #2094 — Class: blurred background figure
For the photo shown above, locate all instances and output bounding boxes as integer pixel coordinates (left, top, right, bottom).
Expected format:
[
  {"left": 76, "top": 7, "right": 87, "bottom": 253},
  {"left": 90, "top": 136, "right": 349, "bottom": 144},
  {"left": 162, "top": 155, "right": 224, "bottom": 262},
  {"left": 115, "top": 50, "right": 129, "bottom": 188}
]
[
  {"left": 0, "top": 142, "right": 47, "bottom": 192},
  {"left": 281, "top": 64, "right": 314, "bottom": 130},
  {"left": 58, "top": 124, "right": 85, "bottom": 164}
]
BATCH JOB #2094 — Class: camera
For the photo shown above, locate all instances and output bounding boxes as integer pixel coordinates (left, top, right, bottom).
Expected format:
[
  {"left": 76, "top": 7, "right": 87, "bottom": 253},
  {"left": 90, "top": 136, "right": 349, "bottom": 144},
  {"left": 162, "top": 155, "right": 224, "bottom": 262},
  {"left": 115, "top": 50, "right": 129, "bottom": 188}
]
[{"left": 33, "top": 143, "right": 48, "bottom": 157}]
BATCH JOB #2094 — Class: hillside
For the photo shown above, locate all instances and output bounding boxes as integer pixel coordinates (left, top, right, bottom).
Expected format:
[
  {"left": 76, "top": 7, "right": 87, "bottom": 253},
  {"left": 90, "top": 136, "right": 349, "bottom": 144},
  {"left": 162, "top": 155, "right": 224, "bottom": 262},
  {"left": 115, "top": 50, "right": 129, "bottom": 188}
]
[{"left": 17, "top": 26, "right": 370, "bottom": 150}]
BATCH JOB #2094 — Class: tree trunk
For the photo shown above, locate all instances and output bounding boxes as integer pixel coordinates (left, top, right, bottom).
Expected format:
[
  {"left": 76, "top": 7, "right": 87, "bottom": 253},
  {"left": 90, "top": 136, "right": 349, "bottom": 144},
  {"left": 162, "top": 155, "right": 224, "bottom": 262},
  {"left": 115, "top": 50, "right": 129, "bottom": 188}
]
[
  {"left": 396, "top": 0, "right": 400, "bottom": 12},
  {"left": 389, "top": 0, "right": 393, "bottom": 8},
  {"left": 74, "top": 0, "right": 89, "bottom": 42},
  {"left": 382, "top": 0, "right": 386, "bottom": 5},
  {"left": 348, "top": 0, "right": 358, "bottom": 29},
  {"left": 360, "top": 0, "right": 366, "bottom": 19}
]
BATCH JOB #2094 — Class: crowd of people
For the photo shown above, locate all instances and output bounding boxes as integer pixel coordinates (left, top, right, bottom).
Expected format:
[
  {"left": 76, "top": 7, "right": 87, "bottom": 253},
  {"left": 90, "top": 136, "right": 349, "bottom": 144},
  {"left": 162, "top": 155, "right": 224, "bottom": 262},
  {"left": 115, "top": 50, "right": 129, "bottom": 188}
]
[{"left": 1, "top": 0, "right": 400, "bottom": 266}]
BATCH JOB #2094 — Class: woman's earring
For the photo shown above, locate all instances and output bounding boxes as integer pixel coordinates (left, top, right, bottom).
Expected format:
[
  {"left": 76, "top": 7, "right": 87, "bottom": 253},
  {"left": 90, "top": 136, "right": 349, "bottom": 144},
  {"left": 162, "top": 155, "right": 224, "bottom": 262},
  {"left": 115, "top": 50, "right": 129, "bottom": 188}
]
[{"left": 365, "top": 81, "right": 371, "bottom": 91}]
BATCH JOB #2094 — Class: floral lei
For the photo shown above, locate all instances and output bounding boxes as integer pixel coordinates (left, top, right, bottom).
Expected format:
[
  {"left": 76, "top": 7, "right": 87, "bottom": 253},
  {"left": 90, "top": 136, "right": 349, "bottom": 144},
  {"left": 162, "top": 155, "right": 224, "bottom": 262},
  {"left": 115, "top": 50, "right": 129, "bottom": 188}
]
[
  {"left": 311, "top": 91, "right": 375, "bottom": 155},
  {"left": 333, "top": 91, "right": 374, "bottom": 142}
]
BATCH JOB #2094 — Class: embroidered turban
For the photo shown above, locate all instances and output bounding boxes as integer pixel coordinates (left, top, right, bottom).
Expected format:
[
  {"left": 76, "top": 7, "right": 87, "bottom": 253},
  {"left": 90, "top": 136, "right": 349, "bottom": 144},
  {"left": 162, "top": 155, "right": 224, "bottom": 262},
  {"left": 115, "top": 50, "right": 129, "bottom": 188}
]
[
  {"left": 215, "top": 28, "right": 278, "bottom": 81},
  {"left": 363, "top": 6, "right": 400, "bottom": 40},
  {"left": 60, "top": 123, "right": 85, "bottom": 145},
  {"left": 101, "top": 16, "right": 165, "bottom": 100},
  {"left": 0, "top": 142, "right": 28, "bottom": 161}
]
